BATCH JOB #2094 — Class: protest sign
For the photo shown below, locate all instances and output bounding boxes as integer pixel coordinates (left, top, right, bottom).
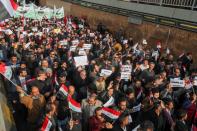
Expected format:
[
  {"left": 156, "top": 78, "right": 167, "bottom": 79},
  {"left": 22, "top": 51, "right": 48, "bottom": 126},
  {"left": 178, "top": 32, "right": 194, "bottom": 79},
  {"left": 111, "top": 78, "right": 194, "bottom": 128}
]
[
  {"left": 89, "top": 33, "right": 95, "bottom": 37},
  {"left": 121, "top": 65, "right": 132, "bottom": 72},
  {"left": 60, "top": 40, "right": 68, "bottom": 46},
  {"left": 70, "top": 46, "right": 77, "bottom": 52},
  {"left": 121, "top": 72, "right": 131, "bottom": 80},
  {"left": 74, "top": 56, "right": 88, "bottom": 67},
  {"left": 78, "top": 49, "right": 86, "bottom": 56},
  {"left": 132, "top": 103, "right": 141, "bottom": 113},
  {"left": 32, "top": 27, "right": 37, "bottom": 32},
  {"left": 72, "top": 39, "right": 79, "bottom": 46},
  {"left": 83, "top": 44, "right": 92, "bottom": 50},
  {"left": 100, "top": 69, "right": 112, "bottom": 77},
  {"left": 170, "top": 79, "right": 185, "bottom": 87}
]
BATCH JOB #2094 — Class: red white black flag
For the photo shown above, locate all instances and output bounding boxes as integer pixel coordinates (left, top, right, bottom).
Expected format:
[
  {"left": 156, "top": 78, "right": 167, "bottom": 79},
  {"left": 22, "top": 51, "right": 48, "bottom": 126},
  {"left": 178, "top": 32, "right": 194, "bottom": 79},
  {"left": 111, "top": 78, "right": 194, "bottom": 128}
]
[{"left": 0, "top": 0, "right": 18, "bottom": 21}]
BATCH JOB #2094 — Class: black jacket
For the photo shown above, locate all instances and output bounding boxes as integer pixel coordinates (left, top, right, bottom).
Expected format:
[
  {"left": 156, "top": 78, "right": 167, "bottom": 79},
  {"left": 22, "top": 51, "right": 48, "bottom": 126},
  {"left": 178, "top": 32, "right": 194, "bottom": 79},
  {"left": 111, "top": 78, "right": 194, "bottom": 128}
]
[{"left": 174, "top": 120, "right": 188, "bottom": 131}]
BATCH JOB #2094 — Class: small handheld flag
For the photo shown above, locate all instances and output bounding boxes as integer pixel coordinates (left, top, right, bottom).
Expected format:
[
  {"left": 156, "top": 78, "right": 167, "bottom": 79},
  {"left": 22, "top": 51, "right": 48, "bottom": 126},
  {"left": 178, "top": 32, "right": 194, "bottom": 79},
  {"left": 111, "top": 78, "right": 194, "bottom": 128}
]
[
  {"left": 41, "top": 116, "right": 52, "bottom": 131},
  {"left": 67, "top": 96, "right": 81, "bottom": 113},
  {"left": 58, "top": 84, "right": 68, "bottom": 96},
  {"left": 101, "top": 107, "right": 121, "bottom": 119}
]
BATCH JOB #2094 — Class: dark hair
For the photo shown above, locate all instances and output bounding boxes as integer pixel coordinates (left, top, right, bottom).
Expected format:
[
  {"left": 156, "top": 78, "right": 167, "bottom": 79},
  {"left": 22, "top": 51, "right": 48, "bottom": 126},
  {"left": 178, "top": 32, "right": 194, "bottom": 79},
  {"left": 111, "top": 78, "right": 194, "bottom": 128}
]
[
  {"left": 19, "top": 68, "right": 27, "bottom": 74},
  {"left": 38, "top": 69, "right": 46, "bottom": 75},
  {"left": 45, "top": 104, "right": 53, "bottom": 114},
  {"left": 118, "top": 97, "right": 127, "bottom": 104},
  {"left": 125, "top": 88, "right": 134, "bottom": 95},
  {"left": 94, "top": 107, "right": 102, "bottom": 114},
  {"left": 140, "top": 120, "right": 154, "bottom": 131},
  {"left": 10, "top": 54, "right": 17, "bottom": 58},
  {"left": 177, "top": 109, "right": 187, "bottom": 120},
  {"left": 118, "top": 111, "right": 129, "bottom": 124}
]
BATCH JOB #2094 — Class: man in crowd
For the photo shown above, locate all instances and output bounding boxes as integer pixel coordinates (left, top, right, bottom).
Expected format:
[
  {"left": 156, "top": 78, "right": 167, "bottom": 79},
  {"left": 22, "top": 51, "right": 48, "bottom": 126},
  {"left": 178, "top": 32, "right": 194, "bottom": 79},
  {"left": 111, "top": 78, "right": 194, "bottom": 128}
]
[
  {"left": 0, "top": 15, "right": 196, "bottom": 131},
  {"left": 16, "top": 86, "right": 46, "bottom": 131}
]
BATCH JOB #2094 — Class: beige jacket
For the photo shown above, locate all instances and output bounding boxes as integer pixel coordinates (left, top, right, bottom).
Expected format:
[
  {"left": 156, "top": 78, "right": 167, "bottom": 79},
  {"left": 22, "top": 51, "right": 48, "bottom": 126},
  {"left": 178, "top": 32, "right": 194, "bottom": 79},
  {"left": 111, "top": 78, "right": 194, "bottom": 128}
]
[{"left": 20, "top": 95, "right": 46, "bottom": 123}]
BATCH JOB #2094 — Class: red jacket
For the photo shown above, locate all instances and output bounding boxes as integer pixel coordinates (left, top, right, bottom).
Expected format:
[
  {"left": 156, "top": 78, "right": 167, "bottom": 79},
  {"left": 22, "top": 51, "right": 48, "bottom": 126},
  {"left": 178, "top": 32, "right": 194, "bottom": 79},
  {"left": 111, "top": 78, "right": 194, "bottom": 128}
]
[{"left": 88, "top": 116, "right": 104, "bottom": 131}]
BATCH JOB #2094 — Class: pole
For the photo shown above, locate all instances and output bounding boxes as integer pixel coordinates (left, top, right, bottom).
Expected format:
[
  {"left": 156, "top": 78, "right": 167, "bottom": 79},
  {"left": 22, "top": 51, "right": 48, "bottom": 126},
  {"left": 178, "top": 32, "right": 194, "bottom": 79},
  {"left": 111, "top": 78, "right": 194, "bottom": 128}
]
[
  {"left": 0, "top": 73, "right": 28, "bottom": 96},
  {"left": 165, "top": 28, "right": 171, "bottom": 46},
  {"left": 0, "top": 73, "right": 18, "bottom": 87},
  {"left": 70, "top": 109, "right": 73, "bottom": 120}
]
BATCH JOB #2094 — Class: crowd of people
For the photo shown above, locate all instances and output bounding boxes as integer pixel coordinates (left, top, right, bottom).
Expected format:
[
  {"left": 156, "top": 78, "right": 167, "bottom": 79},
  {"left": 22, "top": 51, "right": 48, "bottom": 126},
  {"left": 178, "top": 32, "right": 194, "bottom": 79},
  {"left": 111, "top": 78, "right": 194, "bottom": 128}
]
[{"left": 0, "top": 15, "right": 196, "bottom": 131}]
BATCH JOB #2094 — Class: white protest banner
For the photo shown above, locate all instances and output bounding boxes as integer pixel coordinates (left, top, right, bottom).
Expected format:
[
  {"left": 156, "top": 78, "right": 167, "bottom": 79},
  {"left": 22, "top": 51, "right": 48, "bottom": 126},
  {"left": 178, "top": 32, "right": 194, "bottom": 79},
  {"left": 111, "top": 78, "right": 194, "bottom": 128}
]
[
  {"left": 121, "top": 65, "right": 132, "bottom": 72},
  {"left": 70, "top": 46, "right": 77, "bottom": 52},
  {"left": 78, "top": 49, "right": 86, "bottom": 56},
  {"left": 170, "top": 79, "right": 185, "bottom": 87},
  {"left": 132, "top": 103, "right": 141, "bottom": 113},
  {"left": 89, "top": 33, "right": 95, "bottom": 37},
  {"left": 60, "top": 41, "right": 68, "bottom": 46},
  {"left": 32, "top": 27, "right": 37, "bottom": 32},
  {"left": 74, "top": 56, "right": 88, "bottom": 67},
  {"left": 72, "top": 39, "right": 79, "bottom": 46},
  {"left": 83, "top": 44, "right": 92, "bottom": 50},
  {"left": 100, "top": 69, "right": 112, "bottom": 77},
  {"left": 121, "top": 72, "right": 131, "bottom": 80}
]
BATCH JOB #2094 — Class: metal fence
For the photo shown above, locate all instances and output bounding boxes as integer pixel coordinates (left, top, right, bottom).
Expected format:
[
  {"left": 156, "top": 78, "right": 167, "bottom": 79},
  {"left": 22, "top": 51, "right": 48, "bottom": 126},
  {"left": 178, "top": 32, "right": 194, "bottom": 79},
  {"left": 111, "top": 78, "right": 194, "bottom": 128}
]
[{"left": 121, "top": 0, "right": 197, "bottom": 10}]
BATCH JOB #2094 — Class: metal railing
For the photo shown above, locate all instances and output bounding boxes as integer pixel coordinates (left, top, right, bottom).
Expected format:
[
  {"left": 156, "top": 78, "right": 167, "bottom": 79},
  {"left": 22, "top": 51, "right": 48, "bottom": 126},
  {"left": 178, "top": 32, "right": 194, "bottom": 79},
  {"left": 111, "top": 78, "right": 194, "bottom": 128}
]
[
  {"left": 63, "top": 0, "right": 197, "bottom": 32},
  {"left": 121, "top": 0, "right": 197, "bottom": 10}
]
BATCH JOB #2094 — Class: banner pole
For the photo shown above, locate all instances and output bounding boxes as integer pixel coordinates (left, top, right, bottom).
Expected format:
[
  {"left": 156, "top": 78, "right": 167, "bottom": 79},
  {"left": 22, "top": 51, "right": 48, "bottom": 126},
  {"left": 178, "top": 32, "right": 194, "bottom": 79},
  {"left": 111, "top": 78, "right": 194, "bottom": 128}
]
[{"left": 0, "top": 73, "right": 18, "bottom": 87}]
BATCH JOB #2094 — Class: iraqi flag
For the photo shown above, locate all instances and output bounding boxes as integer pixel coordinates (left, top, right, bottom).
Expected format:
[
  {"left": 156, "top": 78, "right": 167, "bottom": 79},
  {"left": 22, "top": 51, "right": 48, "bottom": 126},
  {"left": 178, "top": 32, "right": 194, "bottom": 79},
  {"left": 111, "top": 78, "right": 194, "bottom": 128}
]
[
  {"left": 101, "top": 107, "right": 121, "bottom": 119},
  {"left": 0, "top": 0, "right": 18, "bottom": 21},
  {"left": 0, "top": 62, "right": 12, "bottom": 80},
  {"left": 103, "top": 96, "right": 115, "bottom": 107},
  {"left": 59, "top": 84, "right": 68, "bottom": 96},
  {"left": 41, "top": 116, "right": 52, "bottom": 131},
  {"left": 67, "top": 96, "right": 81, "bottom": 113}
]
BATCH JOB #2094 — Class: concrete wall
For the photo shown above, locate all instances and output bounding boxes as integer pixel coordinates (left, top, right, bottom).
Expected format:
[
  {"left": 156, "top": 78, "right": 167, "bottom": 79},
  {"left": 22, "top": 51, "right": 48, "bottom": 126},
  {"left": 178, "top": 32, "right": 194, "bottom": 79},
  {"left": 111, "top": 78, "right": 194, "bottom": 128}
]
[
  {"left": 40, "top": 0, "right": 197, "bottom": 66},
  {"left": 83, "top": 0, "right": 197, "bottom": 23}
]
